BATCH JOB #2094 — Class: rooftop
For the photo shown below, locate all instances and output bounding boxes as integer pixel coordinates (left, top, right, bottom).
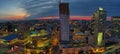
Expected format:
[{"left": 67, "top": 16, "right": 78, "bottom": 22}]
[{"left": 1, "top": 34, "right": 19, "bottom": 41}]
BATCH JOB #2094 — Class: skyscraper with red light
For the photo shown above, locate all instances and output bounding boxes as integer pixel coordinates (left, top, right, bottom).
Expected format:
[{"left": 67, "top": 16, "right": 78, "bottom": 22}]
[{"left": 59, "top": 3, "right": 70, "bottom": 44}]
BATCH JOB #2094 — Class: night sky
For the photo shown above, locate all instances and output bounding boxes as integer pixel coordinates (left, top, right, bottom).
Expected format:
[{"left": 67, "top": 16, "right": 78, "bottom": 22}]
[{"left": 0, "top": 0, "right": 120, "bottom": 20}]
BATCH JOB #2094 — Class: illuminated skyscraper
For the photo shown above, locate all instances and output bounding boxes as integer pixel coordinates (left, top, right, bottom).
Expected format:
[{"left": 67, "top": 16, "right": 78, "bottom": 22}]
[
  {"left": 91, "top": 7, "right": 107, "bottom": 47},
  {"left": 112, "top": 16, "right": 120, "bottom": 38},
  {"left": 59, "top": 3, "right": 70, "bottom": 44}
]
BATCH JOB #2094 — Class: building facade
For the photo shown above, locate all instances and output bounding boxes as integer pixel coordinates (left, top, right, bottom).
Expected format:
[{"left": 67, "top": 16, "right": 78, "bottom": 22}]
[
  {"left": 91, "top": 7, "right": 107, "bottom": 47},
  {"left": 59, "top": 3, "right": 70, "bottom": 43},
  {"left": 111, "top": 16, "right": 120, "bottom": 38}
]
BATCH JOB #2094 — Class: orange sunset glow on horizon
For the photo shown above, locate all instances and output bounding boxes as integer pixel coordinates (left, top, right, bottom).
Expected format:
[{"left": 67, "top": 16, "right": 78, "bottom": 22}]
[
  {"left": 0, "top": 15, "right": 111, "bottom": 21},
  {"left": 37, "top": 16, "right": 111, "bottom": 21},
  {"left": 0, "top": 13, "right": 29, "bottom": 20},
  {"left": 37, "top": 16, "right": 91, "bottom": 20}
]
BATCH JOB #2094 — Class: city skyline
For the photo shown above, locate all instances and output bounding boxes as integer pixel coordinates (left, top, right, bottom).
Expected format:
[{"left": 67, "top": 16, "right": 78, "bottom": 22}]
[
  {"left": 0, "top": 0, "right": 120, "bottom": 20},
  {"left": 0, "top": 1, "right": 120, "bottom": 53}
]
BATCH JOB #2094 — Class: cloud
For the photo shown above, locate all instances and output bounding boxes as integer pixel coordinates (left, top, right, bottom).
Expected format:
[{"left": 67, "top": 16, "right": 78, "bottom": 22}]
[
  {"left": 21, "top": 0, "right": 120, "bottom": 20},
  {"left": 42, "top": 6, "right": 53, "bottom": 8},
  {"left": 22, "top": 0, "right": 58, "bottom": 20}
]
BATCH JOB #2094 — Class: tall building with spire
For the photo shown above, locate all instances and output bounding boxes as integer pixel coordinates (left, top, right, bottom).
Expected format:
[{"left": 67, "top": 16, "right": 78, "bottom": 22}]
[
  {"left": 91, "top": 7, "right": 107, "bottom": 47},
  {"left": 59, "top": 2, "right": 70, "bottom": 45}
]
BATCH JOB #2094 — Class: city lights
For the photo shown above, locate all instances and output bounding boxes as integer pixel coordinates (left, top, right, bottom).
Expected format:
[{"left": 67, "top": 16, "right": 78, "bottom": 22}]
[
  {"left": 97, "top": 32, "right": 103, "bottom": 46},
  {"left": 0, "top": 0, "right": 120, "bottom": 54}
]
